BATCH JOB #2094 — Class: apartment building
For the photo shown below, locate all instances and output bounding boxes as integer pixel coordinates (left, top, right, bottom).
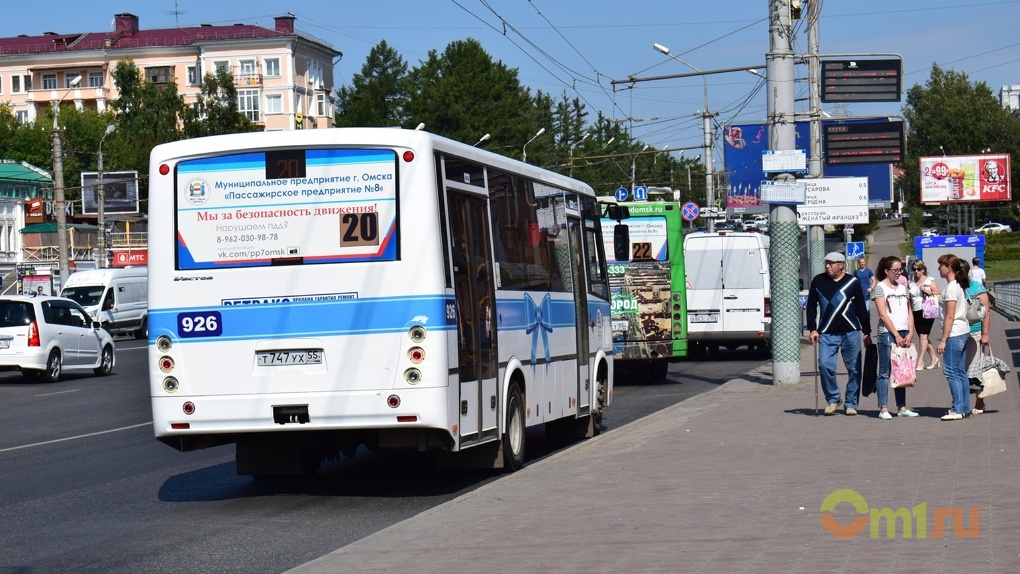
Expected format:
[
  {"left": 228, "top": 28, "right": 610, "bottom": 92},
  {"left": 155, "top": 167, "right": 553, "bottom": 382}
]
[{"left": 0, "top": 12, "right": 341, "bottom": 130}]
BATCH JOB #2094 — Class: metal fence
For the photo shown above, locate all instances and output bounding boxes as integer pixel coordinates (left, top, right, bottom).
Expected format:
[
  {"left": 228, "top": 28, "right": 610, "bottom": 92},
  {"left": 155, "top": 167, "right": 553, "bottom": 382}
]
[{"left": 988, "top": 280, "right": 1020, "bottom": 320}]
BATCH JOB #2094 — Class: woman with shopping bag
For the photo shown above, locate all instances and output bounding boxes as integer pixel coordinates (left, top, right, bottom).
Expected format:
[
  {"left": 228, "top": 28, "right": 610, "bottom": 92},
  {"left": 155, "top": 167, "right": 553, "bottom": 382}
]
[
  {"left": 909, "top": 260, "right": 941, "bottom": 370},
  {"left": 873, "top": 256, "right": 920, "bottom": 419}
]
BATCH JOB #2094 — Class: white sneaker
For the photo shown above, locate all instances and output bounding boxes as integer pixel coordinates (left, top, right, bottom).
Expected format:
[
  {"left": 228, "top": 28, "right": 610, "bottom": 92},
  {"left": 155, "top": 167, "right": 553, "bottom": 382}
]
[
  {"left": 878, "top": 411, "right": 893, "bottom": 420},
  {"left": 897, "top": 409, "right": 919, "bottom": 417}
]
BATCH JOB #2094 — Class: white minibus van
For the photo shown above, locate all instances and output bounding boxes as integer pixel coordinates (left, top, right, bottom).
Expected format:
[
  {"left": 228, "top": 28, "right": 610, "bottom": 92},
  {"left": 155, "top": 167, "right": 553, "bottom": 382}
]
[
  {"left": 683, "top": 232, "right": 770, "bottom": 356},
  {"left": 61, "top": 267, "right": 148, "bottom": 339}
]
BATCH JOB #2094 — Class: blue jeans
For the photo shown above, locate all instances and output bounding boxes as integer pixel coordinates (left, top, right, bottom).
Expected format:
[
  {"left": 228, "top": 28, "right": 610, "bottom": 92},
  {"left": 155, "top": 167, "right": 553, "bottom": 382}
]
[
  {"left": 877, "top": 330, "right": 907, "bottom": 410},
  {"left": 818, "top": 332, "right": 863, "bottom": 409},
  {"left": 943, "top": 333, "right": 970, "bottom": 415}
]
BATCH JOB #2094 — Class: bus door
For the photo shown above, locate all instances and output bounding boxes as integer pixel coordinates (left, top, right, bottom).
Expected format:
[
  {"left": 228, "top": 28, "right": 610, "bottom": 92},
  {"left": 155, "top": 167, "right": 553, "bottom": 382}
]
[
  {"left": 567, "top": 217, "right": 591, "bottom": 416},
  {"left": 447, "top": 193, "right": 499, "bottom": 445}
]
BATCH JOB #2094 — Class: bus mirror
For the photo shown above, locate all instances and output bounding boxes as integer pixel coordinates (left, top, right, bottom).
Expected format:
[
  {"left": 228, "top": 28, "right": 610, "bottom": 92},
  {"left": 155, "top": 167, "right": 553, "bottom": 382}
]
[
  {"left": 605, "top": 204, "right": 629, "bottom": 222},
  {"left": 613, "top": 224, "right": 630, "bottom": 262}
]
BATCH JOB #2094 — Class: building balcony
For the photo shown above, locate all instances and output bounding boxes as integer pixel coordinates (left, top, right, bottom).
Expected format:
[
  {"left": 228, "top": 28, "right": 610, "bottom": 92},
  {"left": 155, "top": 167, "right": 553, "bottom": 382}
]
[{"left": 235, "top": 73, "right": 263, "bottom": 87}]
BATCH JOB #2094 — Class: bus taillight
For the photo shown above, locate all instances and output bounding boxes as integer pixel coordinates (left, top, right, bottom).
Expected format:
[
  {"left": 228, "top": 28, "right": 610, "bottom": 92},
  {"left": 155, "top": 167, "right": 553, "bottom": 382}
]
[
  {"left": 158, "top": 356, "right": 175, "bottom": 372},
  {"left": 764, "top": 297, "right": 772, "bottom": 318},
  {"left": 402, "top": 150, "right": 414, "bottom": 162},
  {"left": 408, "top": 347, "right": 425, "bottom": 364},
  {"left": 159, "top": 163, "right": 170, "bottom": 175},
  {"left": 182, "top": 402, "right": 196, "bottom": 415}
]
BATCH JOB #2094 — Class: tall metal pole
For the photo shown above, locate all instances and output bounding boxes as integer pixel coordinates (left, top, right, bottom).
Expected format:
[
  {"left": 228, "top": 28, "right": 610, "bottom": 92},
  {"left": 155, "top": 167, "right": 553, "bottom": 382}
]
[
  {"left": 51, "top": 120, "right": 70, "bottom": 286},
  {"left": 50, "top": 76, "right": 81, "bottom": 287},
  {"left": 768, "top": 0, "right": 801, "bottom": 384},
  {"left": 653, "top": 44, "right": 715, "bottom": 232},
  {"left": 97, "top": 124, "right": 115, "bottom": 269},
  {"left": 807, "top": 0, "right": 826, "bottom": 280}
]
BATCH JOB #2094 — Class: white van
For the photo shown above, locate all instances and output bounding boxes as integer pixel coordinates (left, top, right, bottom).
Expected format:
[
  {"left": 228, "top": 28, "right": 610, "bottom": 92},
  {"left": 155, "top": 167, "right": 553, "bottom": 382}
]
[
  {"left": 683, "top": 232, "right": 770, "bottom": 355},
  {"left": 60, "top": 267, "right": 148, "bottom": 339}
]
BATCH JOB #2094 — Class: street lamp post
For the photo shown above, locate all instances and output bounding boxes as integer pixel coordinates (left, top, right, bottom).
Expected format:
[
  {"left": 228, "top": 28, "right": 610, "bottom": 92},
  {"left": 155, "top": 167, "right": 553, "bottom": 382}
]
[
  {"left": 653, "top": 43, "right": 715, "bottom": 231},
  {"left": 522, "top": 128, "right": 545, "bottom": 163},
  {"left": 568, "top": 132, "right": 589, "bottom": 177},
  {"left": 97, "top": 124, "right": 116, "bottom": 269},
  {"left": 51, "top": 74, "right": 82, "bottom": 286},
  {"left": 473, "top": 133, "right": 490, "bottom": 147}
]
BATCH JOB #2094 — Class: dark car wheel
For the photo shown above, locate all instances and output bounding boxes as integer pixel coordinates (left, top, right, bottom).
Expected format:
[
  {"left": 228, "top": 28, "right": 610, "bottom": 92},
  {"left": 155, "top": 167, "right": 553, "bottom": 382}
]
[
  {"left": 42, "top": 349, "right": 62, "bottom": 383},
  {"left": 94, "top": 345, "right": 114, "bottom": 376}
]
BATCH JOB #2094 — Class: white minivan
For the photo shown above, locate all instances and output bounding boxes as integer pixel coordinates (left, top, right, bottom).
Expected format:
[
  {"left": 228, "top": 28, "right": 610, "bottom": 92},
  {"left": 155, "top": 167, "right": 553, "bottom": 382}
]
[
  {"left": 683, "top": 232, "right": 771, "bottom": 355},
  {"left": 60, "top": 267, "right": 148, "bottom": 339}
]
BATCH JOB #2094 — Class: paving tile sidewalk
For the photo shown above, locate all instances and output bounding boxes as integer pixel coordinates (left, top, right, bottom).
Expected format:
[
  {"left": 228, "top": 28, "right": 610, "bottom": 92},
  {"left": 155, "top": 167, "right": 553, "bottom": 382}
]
[{"left": 291, "top": 311, "right": 1020, "bottom": 574}]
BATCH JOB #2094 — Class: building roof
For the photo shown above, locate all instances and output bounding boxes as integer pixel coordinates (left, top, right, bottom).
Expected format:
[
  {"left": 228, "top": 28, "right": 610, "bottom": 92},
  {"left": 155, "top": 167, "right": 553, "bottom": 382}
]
[
  {"left": 0, "top": 13, "right": 338, "bottom": 56},
  {"left": 0, "top": 161, "right": 52, "bottom": 185}
]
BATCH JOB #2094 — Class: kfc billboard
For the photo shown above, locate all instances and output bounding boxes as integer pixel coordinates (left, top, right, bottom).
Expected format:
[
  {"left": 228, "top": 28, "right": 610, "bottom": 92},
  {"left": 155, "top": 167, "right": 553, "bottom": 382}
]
[{"left": 920, "top": 154, "right": 1011, "bottom": 203}]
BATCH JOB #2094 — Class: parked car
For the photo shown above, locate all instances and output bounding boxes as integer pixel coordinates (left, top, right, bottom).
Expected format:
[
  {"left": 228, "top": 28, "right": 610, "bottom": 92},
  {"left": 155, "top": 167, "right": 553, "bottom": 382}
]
[
  {"left": 971, "top": 222, "right": 1011, "bottom": 235},
  {"left": 0, "top": 295, "right": 115, "bottom": 382}
]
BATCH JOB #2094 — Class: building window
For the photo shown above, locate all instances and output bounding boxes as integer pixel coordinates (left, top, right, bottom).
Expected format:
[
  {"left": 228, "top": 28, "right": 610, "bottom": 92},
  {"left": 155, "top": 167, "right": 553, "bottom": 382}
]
[
  {"left": 187, "top": 66, "right": 200, "bottom": 86},
  {"left": 12, "top": 75, "right": 20, "bottom": 93},
  {"left": 65, "top": 74, "right": 81, "bottom": 88},
  {"left": 0, "top": 77, "right": 3, "bottom": 94},
  {"left": 42, "top": 74, "right": 57, "bottom": 90},
  {"left": 265, "top": 58, "right": 280, "bottom": 77},
  {"left": 23, "top": 75, "right": 31, "bottom": 91},
  {"left": 214, "top": 60, "right": 230, "bottom": 74},
  {"left": 237, "top": 89, "right": 260, "bottom": 122},
  {"left": 88, "top": 72, "right": 104, "bottom": 88},
  {"left": 15, "top": 110, "right": 28, "bottom": 124},
  {"left": 316, "top": 93, "right": 329, "bottom": 116},
  {"left": 145, "top": 67, "right": 174, "bottom": 85},
  {"left": 265, "top": 94, "right": 282, "bottom": 114}
]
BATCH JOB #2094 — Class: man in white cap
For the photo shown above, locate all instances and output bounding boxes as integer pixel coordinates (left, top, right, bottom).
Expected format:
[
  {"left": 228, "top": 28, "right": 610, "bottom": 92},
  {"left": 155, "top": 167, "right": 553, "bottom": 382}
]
[{"left": 807, "top": 252, "right": 873, "bottom": 415}]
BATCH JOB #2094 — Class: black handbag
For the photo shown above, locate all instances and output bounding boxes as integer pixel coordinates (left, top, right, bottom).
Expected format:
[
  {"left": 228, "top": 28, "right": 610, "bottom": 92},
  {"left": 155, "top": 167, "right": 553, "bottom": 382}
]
[{"left": 861, "top": 343, "right": 878, "bottom": 397}]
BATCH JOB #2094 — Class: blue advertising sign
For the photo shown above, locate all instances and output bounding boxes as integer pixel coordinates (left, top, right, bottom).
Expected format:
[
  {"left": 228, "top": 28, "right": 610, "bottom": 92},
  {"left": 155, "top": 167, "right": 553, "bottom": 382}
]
[{"left": 723, "top": 122, "right": 893, "bottom": 213}]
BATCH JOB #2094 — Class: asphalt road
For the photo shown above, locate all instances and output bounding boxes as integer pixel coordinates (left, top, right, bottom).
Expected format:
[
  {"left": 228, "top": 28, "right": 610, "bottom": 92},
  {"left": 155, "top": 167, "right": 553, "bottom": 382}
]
[{"left": 0, "top": 341, "right": 767, "bottom": 574}]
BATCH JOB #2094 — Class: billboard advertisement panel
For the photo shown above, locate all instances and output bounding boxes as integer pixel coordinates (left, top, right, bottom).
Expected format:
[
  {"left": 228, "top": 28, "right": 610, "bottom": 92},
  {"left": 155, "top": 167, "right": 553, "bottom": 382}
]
[
  {"left": 724, "top": 122, "right": 892, "bottom": 213},
  {"left": 80, "top": 171, "right": 141, "bottom": 215},
  {"left": 919, "top": 154, "right": 1011, "bottom": 204}
]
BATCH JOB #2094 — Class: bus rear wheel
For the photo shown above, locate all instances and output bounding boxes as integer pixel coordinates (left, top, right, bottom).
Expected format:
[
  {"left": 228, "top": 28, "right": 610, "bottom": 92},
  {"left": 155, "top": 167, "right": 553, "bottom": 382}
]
[{"left": 501, "top": 383, "right": 525, "bottom": 472}]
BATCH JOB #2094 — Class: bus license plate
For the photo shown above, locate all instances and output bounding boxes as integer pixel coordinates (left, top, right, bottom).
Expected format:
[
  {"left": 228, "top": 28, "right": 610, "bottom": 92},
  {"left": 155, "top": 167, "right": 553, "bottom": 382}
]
[
  {"left": 256, "top": 349, "right": 323, "bottom": 366},
  {"left": 690, "top": 314, "right": 719, "bottom": 323},
  {"left": 0, "top": 339, "right": 10, "bottom": 349}
]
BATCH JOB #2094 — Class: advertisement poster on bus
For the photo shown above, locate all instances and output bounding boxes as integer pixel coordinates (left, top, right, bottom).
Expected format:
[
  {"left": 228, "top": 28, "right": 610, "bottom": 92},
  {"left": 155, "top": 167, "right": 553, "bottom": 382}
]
[
  {"left": 919, "top": 154, "right": 1012, "bottom": 204},
  {"left": 174, "top": 148, "right": 397, "bottom": 269},
  {"left": 723, "top": 122, "right": 892, "bottom": 213}
]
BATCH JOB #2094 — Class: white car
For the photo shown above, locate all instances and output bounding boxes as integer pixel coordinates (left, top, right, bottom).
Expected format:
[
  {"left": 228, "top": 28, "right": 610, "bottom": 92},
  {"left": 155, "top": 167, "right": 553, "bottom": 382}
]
[
  {"left": 0, "top": 295, "right": 115, "bottom": 382},
  {"left": 972, "top": 222, "right": 1011, "bottom": 234}
]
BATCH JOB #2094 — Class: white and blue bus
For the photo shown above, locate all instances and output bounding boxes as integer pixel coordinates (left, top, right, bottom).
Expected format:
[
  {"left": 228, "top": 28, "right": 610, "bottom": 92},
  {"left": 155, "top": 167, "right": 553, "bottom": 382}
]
[{"left": 148, "top": 128, "right": 612, "bottom": 476}]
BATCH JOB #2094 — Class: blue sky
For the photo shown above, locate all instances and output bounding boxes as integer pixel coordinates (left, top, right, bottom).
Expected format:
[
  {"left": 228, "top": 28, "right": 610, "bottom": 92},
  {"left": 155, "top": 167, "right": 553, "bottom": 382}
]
[{"left": 5, "top": 1, "right": 1019, "bottom": 162}]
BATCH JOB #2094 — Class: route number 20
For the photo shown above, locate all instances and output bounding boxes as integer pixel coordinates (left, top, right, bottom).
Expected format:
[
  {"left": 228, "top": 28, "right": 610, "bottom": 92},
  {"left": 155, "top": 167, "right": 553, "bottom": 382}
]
[{"left": 339, "top": 212, "right": 380, "bottom": 246}]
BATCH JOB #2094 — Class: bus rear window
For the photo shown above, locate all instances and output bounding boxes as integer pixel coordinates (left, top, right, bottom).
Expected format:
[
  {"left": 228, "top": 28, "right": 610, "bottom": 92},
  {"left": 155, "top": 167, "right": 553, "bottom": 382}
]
[{"left": 174, "top": 148, "right": 398, "bottom": 270}]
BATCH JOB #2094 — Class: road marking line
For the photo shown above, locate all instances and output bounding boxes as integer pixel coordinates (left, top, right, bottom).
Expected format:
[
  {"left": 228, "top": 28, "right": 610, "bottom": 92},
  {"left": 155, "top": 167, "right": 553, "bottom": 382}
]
[
  {"left": 0, "top": 422, "right": 152, "bottom": 453},
  {"left": 35, "top": 389, "right": 80, "bottom": 397}
]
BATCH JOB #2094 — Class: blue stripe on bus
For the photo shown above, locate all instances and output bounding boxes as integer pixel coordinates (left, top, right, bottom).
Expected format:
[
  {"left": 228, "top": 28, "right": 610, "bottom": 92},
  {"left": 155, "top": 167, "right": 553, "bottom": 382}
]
[
  {"left": 496, "top": 295, "right": 578, "bottom": 331},
  {"left": 150, "top": 295, "right": 453, "bottom": 343}
]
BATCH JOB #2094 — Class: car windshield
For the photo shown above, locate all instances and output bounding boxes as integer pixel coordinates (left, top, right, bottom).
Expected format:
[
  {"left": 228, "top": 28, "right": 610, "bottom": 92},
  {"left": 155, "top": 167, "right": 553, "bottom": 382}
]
[
  {"left": 0, "top": 301, "right": 34, "bottom": 327},
  {"left": 61, "top": 286, "right": 105, "bottom": 307}
]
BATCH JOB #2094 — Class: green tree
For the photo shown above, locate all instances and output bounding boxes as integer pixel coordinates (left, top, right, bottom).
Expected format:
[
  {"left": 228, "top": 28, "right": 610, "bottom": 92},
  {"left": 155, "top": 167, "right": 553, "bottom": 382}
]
[
  {"left": 335, "top": 40, "right": 409, "bottom": 127},
  {"left": 404, "top": 39, "right": 534, "bottom": 152},
  {"left": 900, "top": 64, "right": 1020, "bottom": 221},
  {"left": 182, "top": 68, "right": 259, "bottom": 138}
]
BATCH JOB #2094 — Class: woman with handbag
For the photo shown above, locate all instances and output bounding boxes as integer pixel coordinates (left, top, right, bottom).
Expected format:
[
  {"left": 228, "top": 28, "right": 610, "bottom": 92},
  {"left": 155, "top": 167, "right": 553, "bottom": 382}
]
[
  {"left": 960, "top": 260, "right": 993, "bottom": 414},
  {"left": 909, "top": 260, "right": 941, "bottom": 370},
  {"left": 936, "top": 254, "right": 972, "bottom": 420},
  {"left": 874, "top": 256, "right": 919, "bottom": 419}
]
